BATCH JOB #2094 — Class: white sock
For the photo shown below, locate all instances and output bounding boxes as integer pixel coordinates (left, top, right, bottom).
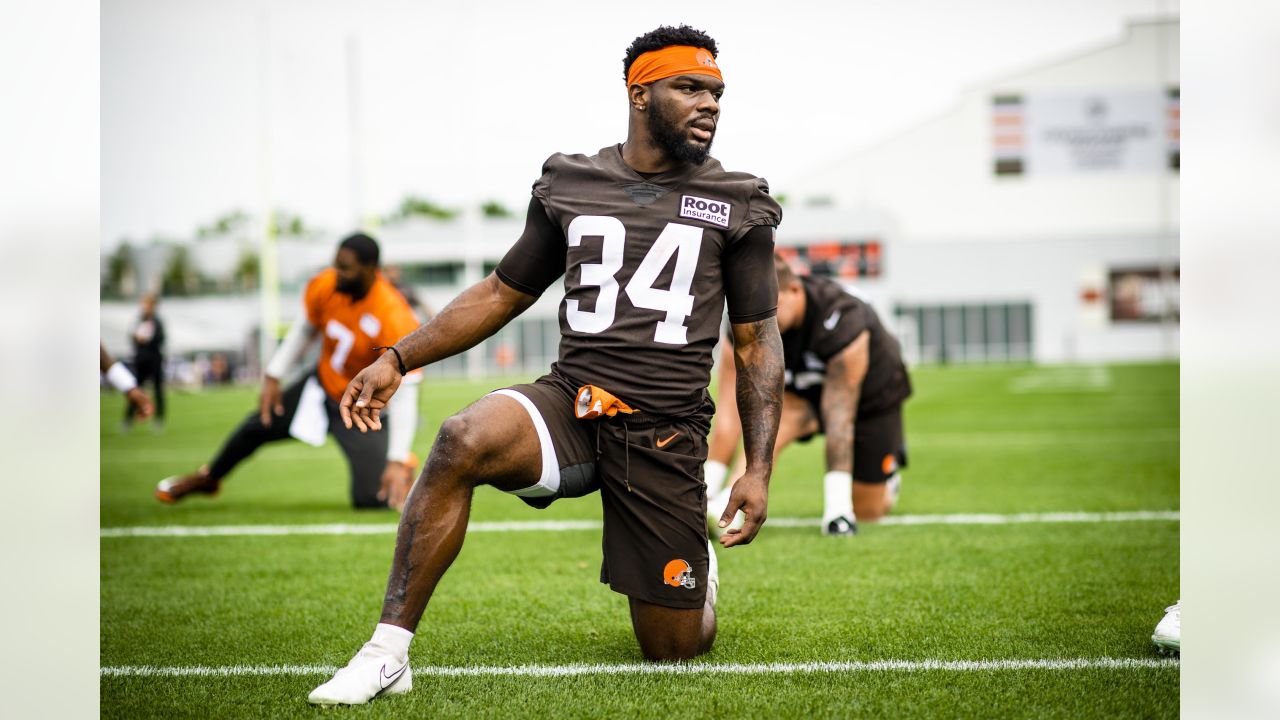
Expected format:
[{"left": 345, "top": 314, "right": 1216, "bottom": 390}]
[
  {"left": 822, "top": 471, "right": 854, "bottom": 524},
  {"left": 370, "top": 622, "right": 414, "bottom": 659},
  {"left": 704, "top": 460, "right": 728, "bottom": 498}
]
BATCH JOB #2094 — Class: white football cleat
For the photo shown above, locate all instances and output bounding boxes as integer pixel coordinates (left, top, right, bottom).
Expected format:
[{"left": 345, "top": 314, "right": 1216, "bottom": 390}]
[
  {"left": 308, "top": 643, "right": 413, "bottom": 705},
  {"left": 823, "top": 515, "right": 858, "bottom": 536},
  {"left": 706, "top": 539, "right": 719, "bottom": 610},
  {"left": 1152, "top": 600, "right": 1180, "bottom": 654}
]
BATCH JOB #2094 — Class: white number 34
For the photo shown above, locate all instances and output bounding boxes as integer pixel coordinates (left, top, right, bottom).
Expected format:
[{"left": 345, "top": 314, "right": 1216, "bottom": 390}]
[{"left": 564, "top": 215, "right": 703, "bottom": 345}]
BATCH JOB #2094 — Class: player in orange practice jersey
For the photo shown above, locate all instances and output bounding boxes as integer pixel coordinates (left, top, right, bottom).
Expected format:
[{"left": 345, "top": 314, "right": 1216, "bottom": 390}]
[{"left": 156, "top": 233, "right": 424, "bottom": 509}]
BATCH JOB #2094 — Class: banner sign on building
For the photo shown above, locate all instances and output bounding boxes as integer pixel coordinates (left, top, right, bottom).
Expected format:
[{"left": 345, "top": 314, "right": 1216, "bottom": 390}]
[
  {"left": 993, "top": 88, "right": 1180, "bottom": 176},
  {"left": 1109, "top": 265, "right": 1180, "bottom": 323}
]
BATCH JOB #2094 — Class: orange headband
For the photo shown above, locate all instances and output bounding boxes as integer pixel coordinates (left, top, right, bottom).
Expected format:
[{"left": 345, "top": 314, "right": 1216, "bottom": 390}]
[{"left": 626, "top": 45, "right": 722, "bottom": 87}]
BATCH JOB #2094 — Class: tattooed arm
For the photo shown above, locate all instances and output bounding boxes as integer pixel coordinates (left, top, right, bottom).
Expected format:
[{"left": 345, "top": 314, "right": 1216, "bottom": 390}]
[
  {"left": 821, "top": 330, "right": 870, "bottom": 474},
  {"left": 716, "top": 316, "right": 785, "bottom": 548},
  {"left": 340, "top": 273, "right": 537, "bottom": 431}
]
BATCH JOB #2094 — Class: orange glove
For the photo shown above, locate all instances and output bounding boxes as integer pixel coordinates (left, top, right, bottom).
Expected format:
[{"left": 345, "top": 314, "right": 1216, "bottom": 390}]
[{"left": 574, "top": 385, "right": 635, "bottom": 420}]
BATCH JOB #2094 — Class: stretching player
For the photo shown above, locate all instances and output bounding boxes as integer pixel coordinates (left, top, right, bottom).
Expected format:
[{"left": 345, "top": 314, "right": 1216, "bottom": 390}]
[
  {"left": 309, "top": 25, "right": 785, "bottom": 705},
  {"left": 155, "top": 233, "right": 422, "bottom": 509},
  {"left": 707, "top": 254, "right": 911, "bottom": 535}
]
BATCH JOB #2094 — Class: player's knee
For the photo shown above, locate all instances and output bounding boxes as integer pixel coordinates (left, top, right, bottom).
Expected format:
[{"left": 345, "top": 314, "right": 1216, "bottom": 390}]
[
  {"left": 634, "top": 614, "right": 707, "bottom": 662},
  {"left": 638, "top": 633, "right": 702, "bottom": 662},
  {"left": 853, "top": 480, "right": 896, "bottom": 522},
  {"left": 855, "top": 504, "right": 889, "bottom": 522},
  {"left": 428, "top": 413, "right": 490, "bottom": 476},
  {"left": 854, "top": 492, "right": 892, "bottom": 522}
]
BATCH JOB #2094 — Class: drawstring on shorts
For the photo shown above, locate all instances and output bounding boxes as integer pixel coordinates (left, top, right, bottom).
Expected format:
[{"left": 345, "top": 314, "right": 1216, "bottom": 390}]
[
  {"left": 622, "top": 420, "right": 631, "bottom": 492},
  {"left": 592, "top": 417, "right": 633, "bottom": 493}
]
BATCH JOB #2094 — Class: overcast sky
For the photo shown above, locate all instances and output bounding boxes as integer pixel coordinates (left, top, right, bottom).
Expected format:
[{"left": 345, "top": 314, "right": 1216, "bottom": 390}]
[{"left": 102, "top": 0, "right": 1177, "bottom": 247}]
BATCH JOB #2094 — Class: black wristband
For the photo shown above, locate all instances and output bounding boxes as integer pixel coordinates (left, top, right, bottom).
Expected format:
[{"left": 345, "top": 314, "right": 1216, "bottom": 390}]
[{"left": 374, "top": 346, "right": 408, "bottom": 376}]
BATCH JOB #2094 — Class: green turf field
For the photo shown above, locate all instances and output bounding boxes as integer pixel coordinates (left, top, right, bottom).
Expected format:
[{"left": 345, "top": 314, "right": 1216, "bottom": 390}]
[{"left": 100, "top": 362, "right": 1179, "bottom": 718}]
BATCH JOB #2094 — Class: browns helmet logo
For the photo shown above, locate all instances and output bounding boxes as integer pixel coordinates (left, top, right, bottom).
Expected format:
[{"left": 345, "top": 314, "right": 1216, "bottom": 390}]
[
  {"left": 882, "top": 453, "right": 898, "bottom": 476},
  {"left": 662, "top": 559, "right": 697, "bottom": 589}
]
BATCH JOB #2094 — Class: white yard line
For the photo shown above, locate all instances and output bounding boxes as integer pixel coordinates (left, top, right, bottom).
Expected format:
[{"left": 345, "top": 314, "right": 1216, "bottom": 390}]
[
  {"left": 853, "top": 510, "right": 1180, "bottom": 527},
  {"left": 100, "top": 657, "right": 1178, "bottom": 678},
  {"left": 100, "top": 510, "right": 1178, "bottom": 538}
]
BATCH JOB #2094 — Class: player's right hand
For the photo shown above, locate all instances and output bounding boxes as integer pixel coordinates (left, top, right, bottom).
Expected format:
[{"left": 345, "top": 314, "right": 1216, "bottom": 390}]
[
  {"left": 718, "top": 468, "right": 769, "bottom": 548},
  {"left": 340, "top": 354, "right": 403, "bottom": 432},
  {"left": 125, "top": 387, "right": 154, "bottom": 420},
  {"left": 259, "top": 376, "right": 285, "bottom": 427}
]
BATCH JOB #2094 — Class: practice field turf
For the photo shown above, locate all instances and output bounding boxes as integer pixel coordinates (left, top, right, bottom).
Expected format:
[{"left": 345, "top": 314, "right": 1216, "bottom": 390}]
[{"left": 100, "top": 362, "right": 1179, "bottom": 718}]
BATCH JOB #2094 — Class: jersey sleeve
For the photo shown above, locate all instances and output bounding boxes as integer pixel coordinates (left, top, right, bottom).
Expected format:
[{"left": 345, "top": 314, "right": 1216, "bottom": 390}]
[
  {"left": 378, "top": 288, "right": 425, "bottom": 381},
  {"left": 731, "top": 177, "right": 783, "bottom": 242},
  {"left": 812, "top": 298, "right": 872, "bottom": 361},
  {"left": 494, "top": 197, "right": 566, "bottom": 297},
  {"left": 723, "top": 224, "right": 778, "bottom": 324}
]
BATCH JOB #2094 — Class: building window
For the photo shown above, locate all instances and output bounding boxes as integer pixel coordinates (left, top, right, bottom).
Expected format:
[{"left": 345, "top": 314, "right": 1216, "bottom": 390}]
[{"left": 894, "top": 301, "right": 1033, "bottom": 365}]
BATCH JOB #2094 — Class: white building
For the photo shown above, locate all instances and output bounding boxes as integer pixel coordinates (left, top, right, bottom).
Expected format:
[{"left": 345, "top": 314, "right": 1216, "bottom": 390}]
[{"left": 786, "top": 18, "right": 1179, "bottom": 364}]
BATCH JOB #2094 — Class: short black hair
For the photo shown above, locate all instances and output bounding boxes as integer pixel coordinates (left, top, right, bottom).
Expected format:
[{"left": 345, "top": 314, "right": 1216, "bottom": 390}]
[
  {"left": 623, "top": 25, "right": 719, "bottom": 82},
  {"left": 338, "top": 232, "right": 380, "bottom": 267}
]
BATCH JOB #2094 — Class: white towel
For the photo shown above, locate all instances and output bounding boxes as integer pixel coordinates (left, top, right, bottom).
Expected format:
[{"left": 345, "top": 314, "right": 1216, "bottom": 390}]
[{"left": 288, "top": 376, "right": 329, "bottom": 447}]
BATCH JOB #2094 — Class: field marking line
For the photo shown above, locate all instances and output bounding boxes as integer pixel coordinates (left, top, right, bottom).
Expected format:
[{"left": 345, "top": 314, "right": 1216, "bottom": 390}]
[
  {"left": 99, "top": 511, "right": 1178, "bottom": 538},
  {"left": 100, "top": 657, "right": 1178, "bottom": 678}
]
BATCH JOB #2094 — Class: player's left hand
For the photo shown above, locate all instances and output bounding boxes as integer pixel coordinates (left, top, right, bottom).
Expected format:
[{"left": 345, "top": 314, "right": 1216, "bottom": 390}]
[
  {"left": 718, "top": 468, "right": 769, "bottom": 548},
  {"left": 377, "top": 460, "right": 415, "bottom": 511},
  {"left": 340, "top": 354, "right": 403, "bottom": 432},
  {"left": 125, "top": 387, "right": 154, "bottom": 420}
]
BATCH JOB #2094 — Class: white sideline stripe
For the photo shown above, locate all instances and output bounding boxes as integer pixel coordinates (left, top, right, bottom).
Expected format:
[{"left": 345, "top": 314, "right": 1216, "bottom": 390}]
[
  {"left": 99, "top": 511, "right": 1178, "bottom": 538},
  {"left": 100, "top": 657, "right": 1178, "bottom": 678}
]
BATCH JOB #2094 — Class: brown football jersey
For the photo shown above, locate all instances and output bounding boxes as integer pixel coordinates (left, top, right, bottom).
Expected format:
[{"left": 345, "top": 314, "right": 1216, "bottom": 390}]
[
  {"left": 496, "top": 144, "right": 782, "bottom": 417},
  {"left": 784, "top": 274, "right": 912, "bottom": 417}
]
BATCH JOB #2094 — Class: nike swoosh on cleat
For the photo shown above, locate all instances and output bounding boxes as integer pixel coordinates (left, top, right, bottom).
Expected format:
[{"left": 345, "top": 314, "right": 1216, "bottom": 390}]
[
  {"left": 379, "top": 662, "right": 408, "bottom": 690},
  {"left": 656, "top": 432, "right": 681, "bottom": 448}
]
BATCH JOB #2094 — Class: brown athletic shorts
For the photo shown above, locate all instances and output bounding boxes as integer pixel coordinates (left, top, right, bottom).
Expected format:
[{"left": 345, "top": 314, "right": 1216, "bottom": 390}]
[
  {"left": 489, "top": 370, "right": 713, "bottom": 610},
  {"left": 795, "top": 395, "right": 908, "bottom": 485}
]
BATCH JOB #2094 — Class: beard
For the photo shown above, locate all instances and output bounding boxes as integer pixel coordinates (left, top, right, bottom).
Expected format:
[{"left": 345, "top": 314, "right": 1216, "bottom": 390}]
[
  {"left": 646, "top": 100, "right": 713, "bottom": 166},
  {"left": 335, "top": 277, "right": 368, "bottom": 298}
]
